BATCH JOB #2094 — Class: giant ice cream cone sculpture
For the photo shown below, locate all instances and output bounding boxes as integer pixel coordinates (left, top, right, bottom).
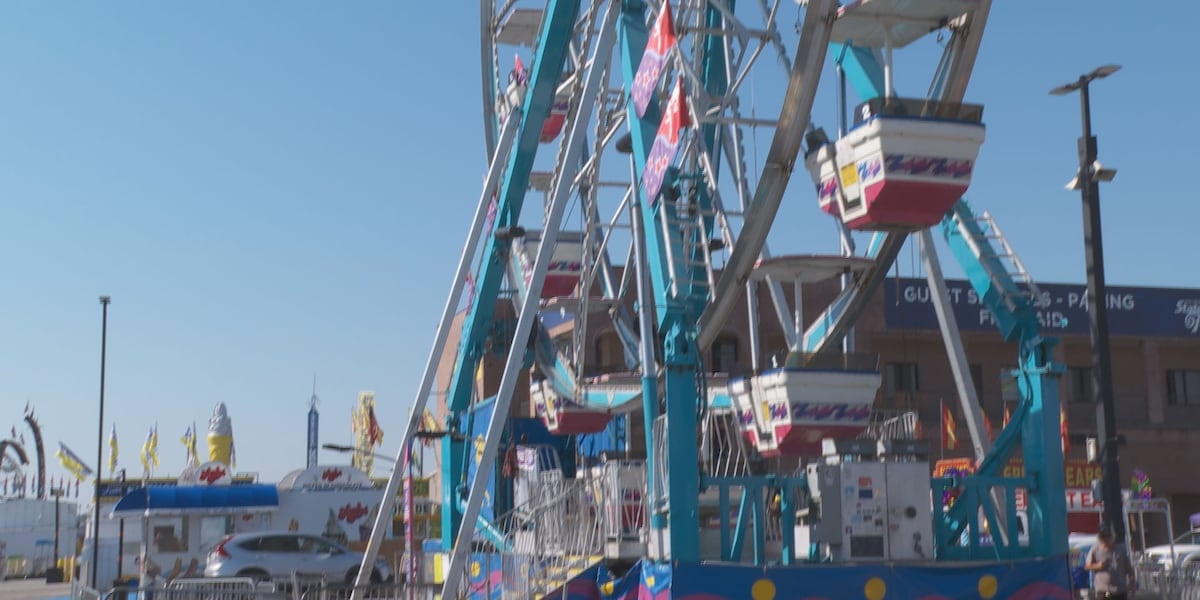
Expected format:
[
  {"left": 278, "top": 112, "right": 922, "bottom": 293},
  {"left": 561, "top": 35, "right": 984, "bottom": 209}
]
[
  {"left": 351, "top": 391, "right": 383, "bottom": 477},
  {"left": 207, "top": 402, "right": 235, "bottom": 466}
]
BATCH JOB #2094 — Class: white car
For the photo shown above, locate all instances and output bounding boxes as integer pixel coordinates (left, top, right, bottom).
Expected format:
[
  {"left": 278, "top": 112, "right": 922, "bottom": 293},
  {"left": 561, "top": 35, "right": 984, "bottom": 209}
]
[
  {"left": 1142, "top": 528, "right": 1200, "bottom": 569},
  {"left": 205, "top": 532, "right": 393, "bottom": 583}
]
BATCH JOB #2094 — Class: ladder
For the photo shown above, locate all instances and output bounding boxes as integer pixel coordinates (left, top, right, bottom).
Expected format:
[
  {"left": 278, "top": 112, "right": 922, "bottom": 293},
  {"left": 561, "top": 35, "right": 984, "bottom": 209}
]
[
  {"left": 659, "top": 194, "right": 716, "bottom": 304},
  {"left": 972, "top": 210, "right": 1042, "bottom": 306}
]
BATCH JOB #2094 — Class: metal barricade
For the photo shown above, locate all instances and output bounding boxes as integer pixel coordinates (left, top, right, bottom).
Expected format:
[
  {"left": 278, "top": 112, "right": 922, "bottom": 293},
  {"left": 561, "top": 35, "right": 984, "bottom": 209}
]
[
  {"left": 161, "top": 577, "right": 266, "bottom": 600},
  {"left": 71, "top": 580, "right": 103, "bottom": 600},
  {"left": 1133, "top": 562, "right": 1200, "bottom": 600},
  {"left": 73, "top": 575, "right": 441, "bottom": 600}
]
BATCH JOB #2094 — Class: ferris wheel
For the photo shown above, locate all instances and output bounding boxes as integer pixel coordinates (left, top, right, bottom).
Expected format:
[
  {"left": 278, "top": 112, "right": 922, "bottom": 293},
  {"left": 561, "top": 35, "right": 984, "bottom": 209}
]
[{"left": 356, "top": 2, "right": 1034, "bottom": 597}]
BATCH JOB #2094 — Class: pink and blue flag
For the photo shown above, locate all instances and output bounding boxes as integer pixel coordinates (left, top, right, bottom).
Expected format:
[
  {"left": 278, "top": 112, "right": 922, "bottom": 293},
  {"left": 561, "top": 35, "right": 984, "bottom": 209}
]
[
  {"left": 640, "top": 77, "right": 691, "bottom": 203},
  {"left": 631, "top": 3, "right": 677, "bottom": 118}
]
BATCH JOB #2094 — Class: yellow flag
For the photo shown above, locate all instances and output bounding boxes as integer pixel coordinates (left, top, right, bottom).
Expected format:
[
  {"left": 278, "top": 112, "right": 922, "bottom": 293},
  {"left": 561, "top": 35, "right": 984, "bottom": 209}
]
[
  {"left": 108, "top": 424, "right": 118, "bottom": 474},
  {"left": 141, "top": 425, "right": 160, "bottom": 473},
  {"left": 57, "top": 443, "right": 93, "bottom": 482}
]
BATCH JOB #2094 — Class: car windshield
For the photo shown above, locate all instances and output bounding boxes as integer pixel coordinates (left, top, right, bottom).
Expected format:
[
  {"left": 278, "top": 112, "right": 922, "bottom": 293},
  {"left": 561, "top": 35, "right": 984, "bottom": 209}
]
[{"left": 1174, "top": 529, "right": 1200, "bottom": 545}]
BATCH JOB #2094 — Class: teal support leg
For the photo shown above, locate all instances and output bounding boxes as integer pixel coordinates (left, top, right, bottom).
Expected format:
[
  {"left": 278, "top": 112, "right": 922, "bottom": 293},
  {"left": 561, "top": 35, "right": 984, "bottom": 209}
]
[
  {"left": 780, "top": 485, "right": 795, "bottom": 565},
  {"left": 440, "top": 434, "right": 465, "bottom": 550},
  {"left": 730, "top": 490, "right": 750, "bottom": 562}
]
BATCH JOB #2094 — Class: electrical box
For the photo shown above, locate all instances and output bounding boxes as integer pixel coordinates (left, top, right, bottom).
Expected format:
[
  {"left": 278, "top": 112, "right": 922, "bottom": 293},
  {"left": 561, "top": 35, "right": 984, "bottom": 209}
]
[
  {"left": 884, "top": 461, "right": 933, "bottom": 560},
  {"left": 806, "top": 456, "right": 932, "bottom": 562}
]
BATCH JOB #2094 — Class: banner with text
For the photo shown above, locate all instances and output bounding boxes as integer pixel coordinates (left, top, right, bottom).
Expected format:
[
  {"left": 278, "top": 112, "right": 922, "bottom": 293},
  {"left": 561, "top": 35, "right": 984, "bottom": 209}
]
[{"left": 884, "top": 277, "right": 1200, "bottom": 338}]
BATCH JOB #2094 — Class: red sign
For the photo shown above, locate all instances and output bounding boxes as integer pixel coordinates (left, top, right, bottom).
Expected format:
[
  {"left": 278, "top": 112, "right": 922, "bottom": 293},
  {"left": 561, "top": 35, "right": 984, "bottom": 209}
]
[
  {"left": 338, "top": 502, "right": 369, "bottom": 524},
  {"left": 199, "top": 466, "right": 227, "bottom": 484},
  {"left": 936, "top": 459, "right": 1103, "bottom": 513},
  {"left": 321, "top": 468, "right": 344, "bottom": 482}
]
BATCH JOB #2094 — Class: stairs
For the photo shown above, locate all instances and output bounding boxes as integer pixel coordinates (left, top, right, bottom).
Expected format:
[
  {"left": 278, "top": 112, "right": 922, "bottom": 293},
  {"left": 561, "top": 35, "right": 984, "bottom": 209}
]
[
  {"left": 946, "top": 202, "right": 1041, "bottom": 328},
  {"left": 660, "top": 198, "right": 716, "bottom": 304},
  {"left": 971, "top": 210, "right": 1041, "bottom": 306}
]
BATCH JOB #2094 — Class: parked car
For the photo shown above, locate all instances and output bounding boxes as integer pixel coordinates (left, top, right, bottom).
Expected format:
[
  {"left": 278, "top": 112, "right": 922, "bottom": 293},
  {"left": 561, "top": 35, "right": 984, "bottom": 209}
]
[
  {"left": 1142, "top": 528, "right": 1200, "bottom": 569},
  {"left": 205, "top": 532, "right": 392, "bottom": 583}
]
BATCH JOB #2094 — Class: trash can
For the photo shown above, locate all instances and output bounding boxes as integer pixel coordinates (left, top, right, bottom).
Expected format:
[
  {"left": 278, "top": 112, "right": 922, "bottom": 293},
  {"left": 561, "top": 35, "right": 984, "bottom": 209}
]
[
  {"left": 108, "top": 577, "right": 138, "bottom": 600},
  {"left": 108, "top": 579, "right": 128, "bottom": 600}
]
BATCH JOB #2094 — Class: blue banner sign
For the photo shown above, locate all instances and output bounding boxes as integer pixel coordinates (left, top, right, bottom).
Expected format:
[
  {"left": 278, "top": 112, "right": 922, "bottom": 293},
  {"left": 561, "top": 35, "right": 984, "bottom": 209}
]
[{"left": 883, "top": 277, "right": 1200, "bottom": 338}]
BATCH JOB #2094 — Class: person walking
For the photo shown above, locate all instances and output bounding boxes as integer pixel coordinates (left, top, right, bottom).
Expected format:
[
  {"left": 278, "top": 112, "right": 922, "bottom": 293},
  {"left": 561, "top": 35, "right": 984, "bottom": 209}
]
[{"left": 1085, "top": 525, "right": 1135, "bottom": 599}]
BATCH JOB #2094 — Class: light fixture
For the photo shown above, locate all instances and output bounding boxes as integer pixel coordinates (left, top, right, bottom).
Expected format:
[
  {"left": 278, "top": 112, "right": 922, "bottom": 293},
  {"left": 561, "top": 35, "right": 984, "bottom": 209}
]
[{"left": 1064, "top": 160, "right": 1118, "bottom": 190}]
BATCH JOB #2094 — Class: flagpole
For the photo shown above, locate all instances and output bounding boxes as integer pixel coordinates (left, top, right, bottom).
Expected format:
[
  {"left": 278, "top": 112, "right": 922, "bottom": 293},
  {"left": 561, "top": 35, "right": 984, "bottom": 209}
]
[
  {"left": 939, "top": 398, "right": 945, "bottom": 460},
  {"left": 92, "top": 296, "right": 110, "bottom": 590}
]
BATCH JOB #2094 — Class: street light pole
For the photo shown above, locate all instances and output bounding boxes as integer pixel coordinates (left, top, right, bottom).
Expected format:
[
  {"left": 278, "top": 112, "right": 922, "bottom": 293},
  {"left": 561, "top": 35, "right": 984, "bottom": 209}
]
[
  {"left": 1051, "top": 65, "right": 1124, "bottom": 542},
  {"left": 92, "top": 296, "right": 111, "bottom": 589},
  {"left": 52, "top": 486, "right": 62, "bottom": 581}
]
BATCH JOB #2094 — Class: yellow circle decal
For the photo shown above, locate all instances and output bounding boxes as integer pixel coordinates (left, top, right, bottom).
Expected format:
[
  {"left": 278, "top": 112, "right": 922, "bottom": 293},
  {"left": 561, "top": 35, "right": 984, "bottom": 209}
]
[
  {"left": 601, "top": 581, "right": 614, "bottom": 594},
  {"left": 864, "top": 577, "right": 887, "bottom": 600},
  {"left": 978, "top": 574, "right": 998, "bottom": 599},
  {"left": 646, "top": 575, "right": 655, "bottom": 587},
  {"left": 469, "top": 561, "right": 481, "bottom": 578},
  {"left": 751, "top": 578, "right": 777, "bottom": 600}
]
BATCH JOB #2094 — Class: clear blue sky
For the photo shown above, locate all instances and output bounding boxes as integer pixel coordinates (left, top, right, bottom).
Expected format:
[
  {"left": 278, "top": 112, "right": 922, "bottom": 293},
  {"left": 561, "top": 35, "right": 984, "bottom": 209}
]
[{"left": 0, "top": 2, "right": 1190, "bottom": 497}]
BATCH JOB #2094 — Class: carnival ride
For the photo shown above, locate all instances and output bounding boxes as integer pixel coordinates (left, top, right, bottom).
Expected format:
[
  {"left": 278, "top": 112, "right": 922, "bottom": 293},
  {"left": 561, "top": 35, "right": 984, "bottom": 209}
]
[
  {"left": 1, "top": 407, "right": 48, "bottom": 500},
  {"left": 358, "top": 0, "right": 1073, "bottom": 597}
]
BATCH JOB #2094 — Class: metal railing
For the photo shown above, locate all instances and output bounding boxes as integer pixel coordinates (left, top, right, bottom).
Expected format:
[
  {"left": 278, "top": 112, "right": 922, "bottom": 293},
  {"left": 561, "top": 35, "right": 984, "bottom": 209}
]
[
  {"left": 853, "top": 96, "right": 985, "bottom": 124},
  {"left": 1133, "top": 562, "right": 1200, "bottom": 600},
  {"left": 857, "top": 410, "right": 920, "bottom": 441},
  {"left": 73, "top": 576, "right": 440, "bottom": 600},
  {"left": 781, "top": 351, "right": 879, "bottom": 372},
  {"left": 701, "top": 409, "right": 751, "bottom": 479},
  {"left": 651, "top": 415, "right": 670, "bottom": 512},
  {"left": 494, "top": 472, "right": 604, "bottom": 598}
]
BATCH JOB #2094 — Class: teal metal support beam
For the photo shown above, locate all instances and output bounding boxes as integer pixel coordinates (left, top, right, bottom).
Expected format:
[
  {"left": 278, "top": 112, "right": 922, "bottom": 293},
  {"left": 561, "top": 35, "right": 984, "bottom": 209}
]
[
  {"left": 439, "top": 435, "right": 465, "bottom": 549},
  {"left": 438, "top": 0, "right": 580, "bottom": 552},
  {"left": 618, "top": 0, "right": 671, "bottom": 536},
  {"left": 939, "top": 200, "right": 1068, "bottom": 558},
  {"left": 830, "top": 42, "right": 885, "bottom": 101},
  {"left": 618, "top": 0, "right": 672, "bottom": 323},
  {"left": 662, "top": 343, "right": 701, "bottom": 560}
]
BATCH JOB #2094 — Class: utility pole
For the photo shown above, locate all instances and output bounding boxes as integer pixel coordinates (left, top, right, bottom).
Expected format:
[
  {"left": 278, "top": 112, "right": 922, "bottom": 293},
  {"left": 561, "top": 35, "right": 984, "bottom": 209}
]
[
  {"left": 1050, "top": 65, "right": 1123, "bottom": 541},
  {"left": 92, "top": 296, "right": 111, "bottom": 589}
]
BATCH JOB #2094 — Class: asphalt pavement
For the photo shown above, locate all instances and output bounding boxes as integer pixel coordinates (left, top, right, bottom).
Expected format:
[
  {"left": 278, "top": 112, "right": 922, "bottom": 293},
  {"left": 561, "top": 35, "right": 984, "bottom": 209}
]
[{"left": 0, "top": 578, "right": 72, "bottom": 600}]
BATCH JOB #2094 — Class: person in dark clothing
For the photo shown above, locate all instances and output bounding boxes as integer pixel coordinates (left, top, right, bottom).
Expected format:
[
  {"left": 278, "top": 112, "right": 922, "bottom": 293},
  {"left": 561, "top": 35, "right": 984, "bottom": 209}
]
[{"left": 1085, "top": 525, "right": 1135, "bottom": 599}]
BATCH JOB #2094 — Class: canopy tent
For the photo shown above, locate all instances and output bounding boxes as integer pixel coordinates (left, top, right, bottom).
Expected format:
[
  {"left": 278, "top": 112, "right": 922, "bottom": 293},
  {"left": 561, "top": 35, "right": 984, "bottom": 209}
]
[{"left": 110, "top": 484, "right": 279, "bottom": 517}]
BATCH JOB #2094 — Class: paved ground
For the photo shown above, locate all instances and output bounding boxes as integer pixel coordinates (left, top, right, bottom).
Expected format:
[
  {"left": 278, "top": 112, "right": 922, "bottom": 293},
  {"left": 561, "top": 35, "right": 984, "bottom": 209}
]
[{"left": 0, "top": 579, "right": 72, "bottom": 600}]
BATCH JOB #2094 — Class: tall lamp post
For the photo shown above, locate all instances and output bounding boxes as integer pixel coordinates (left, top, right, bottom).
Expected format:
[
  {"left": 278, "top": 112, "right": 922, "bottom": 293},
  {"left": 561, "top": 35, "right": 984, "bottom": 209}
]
[
  {"left": 92, "top": 296, "right": 111, "bottom": 589},
  {"left": 48, "top": 485, "right": 64, "bottom": 583},
  {"left": 1050, "top": 65, "right": 1124, "bottom": 541}
]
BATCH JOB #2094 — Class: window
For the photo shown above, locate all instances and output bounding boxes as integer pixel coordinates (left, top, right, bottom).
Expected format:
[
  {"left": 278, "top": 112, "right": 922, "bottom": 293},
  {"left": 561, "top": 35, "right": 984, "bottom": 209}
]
[
  {"left": 592, "top": 331, "right": 626, "bottom": 373},
  {"left": 1067, "top": 367, "right": 1094, "bottom": 404},
  {"left": 300, "top": 536, "right": 338, "bottom": 555},
  {"left": 1166, "top": 369, "right": 1200, "bottom": 405},
  {"left": 199, "top": 517, "right": 232, "bottom": 553},
  {"left": 711, "top": 335, "right": 739, "bottom": 374},
  {"left": 151, "top": 520, "right": 188, "bottom": 553},
  {"left": 884, "top": 363, "right": 919, "bottom": 397},
  {"left": 999, "top": 366, "right": 1020, "bottom": 403},
  {"left": 260, "top": 535, "right": 301, "bottom": 553}
]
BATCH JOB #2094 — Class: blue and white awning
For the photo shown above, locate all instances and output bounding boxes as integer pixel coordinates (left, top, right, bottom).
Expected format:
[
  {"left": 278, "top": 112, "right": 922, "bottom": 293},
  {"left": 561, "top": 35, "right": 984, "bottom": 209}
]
[{"left": 110, "top": 484, "right": 279, "bottom": 517}]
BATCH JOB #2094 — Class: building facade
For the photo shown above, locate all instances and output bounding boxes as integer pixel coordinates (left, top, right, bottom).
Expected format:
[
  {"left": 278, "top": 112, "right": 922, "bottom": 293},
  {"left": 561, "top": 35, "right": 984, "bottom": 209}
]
[{"left": 444, "top": 271, "right": 1200, "bottom": 540}]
